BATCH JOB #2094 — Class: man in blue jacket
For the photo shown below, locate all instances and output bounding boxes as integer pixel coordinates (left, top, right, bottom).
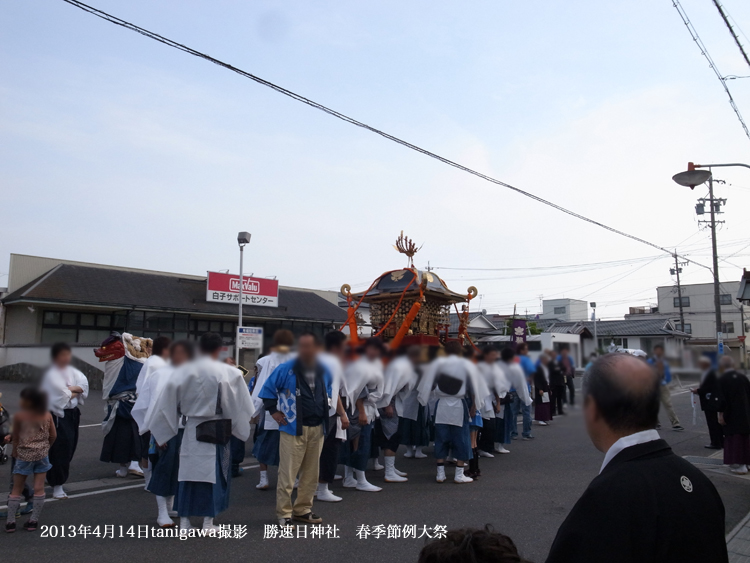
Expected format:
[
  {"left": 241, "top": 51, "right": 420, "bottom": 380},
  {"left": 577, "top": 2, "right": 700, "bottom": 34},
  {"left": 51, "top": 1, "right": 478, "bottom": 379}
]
[
  {"left": 648, "top": 344, "right": 684, "bottom": 431},
  {"left": 260, "top": 332, "right": 333, "bottom": 527}
]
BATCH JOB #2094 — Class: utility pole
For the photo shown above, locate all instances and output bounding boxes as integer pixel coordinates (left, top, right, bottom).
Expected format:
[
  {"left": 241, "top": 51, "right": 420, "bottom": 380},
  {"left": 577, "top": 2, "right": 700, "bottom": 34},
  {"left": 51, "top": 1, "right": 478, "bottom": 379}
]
[
  {"left": 706, "top": 173, "right": 724, "bottom": 352},
  {"left": 671, "top": 251, "right": 686, "bottom": 333}
]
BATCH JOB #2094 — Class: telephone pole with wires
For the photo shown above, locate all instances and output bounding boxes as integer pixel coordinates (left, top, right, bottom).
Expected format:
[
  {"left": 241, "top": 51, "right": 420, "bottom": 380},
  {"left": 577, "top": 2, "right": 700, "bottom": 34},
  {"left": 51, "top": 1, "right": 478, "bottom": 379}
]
[{"left": 671, "top": 252, "right": 687, "bottom": 333}]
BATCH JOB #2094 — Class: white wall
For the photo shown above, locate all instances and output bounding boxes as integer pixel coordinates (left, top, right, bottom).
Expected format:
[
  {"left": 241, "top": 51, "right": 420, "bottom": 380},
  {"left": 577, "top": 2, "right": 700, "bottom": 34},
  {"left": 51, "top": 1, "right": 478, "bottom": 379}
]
[{"left": 3, "top": 305, "right": 41, "bottom": 345}]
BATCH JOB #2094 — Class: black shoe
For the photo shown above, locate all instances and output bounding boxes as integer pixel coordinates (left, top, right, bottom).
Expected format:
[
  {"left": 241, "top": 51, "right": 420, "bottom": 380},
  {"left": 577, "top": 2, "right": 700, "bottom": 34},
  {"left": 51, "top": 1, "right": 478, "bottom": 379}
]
[
  {"left": 5, "top": 522, "right": 16, "bottom": 533},
  {"left": 23, "top": 520, "right": 38, "bottom": 532},
  {"left": 232, "top": 466, "right": 243, "bottom": 478},
  {"left": 672, "top": 425, "right": 685, "bottom": 432},
  {"left": 704, "top": 444, "right": 722, "bottom": 450},
  {"left": 292, "top": 512, "right": 322, "bottom": 524}
]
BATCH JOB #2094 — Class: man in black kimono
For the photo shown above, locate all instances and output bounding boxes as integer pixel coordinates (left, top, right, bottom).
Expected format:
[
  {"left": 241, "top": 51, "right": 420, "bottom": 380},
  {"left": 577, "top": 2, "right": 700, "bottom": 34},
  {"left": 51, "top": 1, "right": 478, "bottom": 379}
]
[
  {"left": 692, "top": 356, "right": 723, "bottom": 449},
  {"left": 546, "top": 353, "right": 728, "bottom": 563}
]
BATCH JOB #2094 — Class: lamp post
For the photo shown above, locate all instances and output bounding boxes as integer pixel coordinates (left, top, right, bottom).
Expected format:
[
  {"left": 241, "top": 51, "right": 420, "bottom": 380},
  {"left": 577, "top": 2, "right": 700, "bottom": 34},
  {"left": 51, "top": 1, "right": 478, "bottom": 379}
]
[
  {"left": 236, "top": 231, "right": 251, "bottom": 364},
  {"left": 672, "top": 162, "right": 749, "bottom": 354}
]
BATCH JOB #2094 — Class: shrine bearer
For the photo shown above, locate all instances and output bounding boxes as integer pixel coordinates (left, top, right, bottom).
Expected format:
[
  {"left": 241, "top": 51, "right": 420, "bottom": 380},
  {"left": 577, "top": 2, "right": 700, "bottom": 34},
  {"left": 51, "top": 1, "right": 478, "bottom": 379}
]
[
  {"left": 418, "top": 341, "right": 490, "bottom": 484},
  {"left": 342, "top": 337, "right": 385, "bottom": 492},
  {"left": 149, "top": 332, "right": 254, "bottom": 533},
  {"left": 475, "top": 345, "right": 511, "bottom": 457},
  {"left": 375, "top": 345, "right": 420, "bottom": 483},
  {"left": 316, "top": 330, "right": 350, "bottom": 503},
  {"left": 250, "top": 330, "right": 296, "bottom": 491},
  {"left": 258, "top": 332, "right": 332, "bottom": 527},
  {"left": 138, "top": 340, "right": 195, "bottom": 528},
  {"left": 40, "top": 342, "right": 89, "bottom": 500}
]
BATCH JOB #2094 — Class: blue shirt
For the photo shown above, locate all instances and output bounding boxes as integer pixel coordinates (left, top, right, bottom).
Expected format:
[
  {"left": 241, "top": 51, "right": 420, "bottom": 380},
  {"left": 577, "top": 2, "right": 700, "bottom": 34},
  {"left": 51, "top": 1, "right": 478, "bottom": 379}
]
[
  {"left": 258, "top": 358, "right": 333, "bottom": 436},
  {"left": 648, "top": 357, "right": 672, "bottom": 385}
]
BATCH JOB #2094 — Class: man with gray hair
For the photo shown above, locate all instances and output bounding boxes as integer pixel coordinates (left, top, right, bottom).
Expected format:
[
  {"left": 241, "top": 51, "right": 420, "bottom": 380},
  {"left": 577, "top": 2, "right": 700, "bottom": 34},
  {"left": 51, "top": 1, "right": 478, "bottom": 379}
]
[{"left": 547, "top": 353, "right": 727, "bottom": 563}]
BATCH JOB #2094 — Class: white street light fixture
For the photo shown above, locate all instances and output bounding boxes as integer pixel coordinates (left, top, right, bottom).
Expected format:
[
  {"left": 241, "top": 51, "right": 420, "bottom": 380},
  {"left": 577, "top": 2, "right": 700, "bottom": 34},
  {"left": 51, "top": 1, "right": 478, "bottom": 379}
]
[{"left": 236, "top": 231, "right": 251, "bottom": 364}]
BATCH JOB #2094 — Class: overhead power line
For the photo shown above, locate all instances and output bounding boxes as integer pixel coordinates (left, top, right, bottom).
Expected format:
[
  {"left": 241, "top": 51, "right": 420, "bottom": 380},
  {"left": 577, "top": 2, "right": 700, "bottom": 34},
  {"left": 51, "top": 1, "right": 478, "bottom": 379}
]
[
  {"left": 61, "top": 0, "right": 711, "bottom": 271},
  {"left": 672, "top": 0, "right": 750, "bottom": 142},
  {"left": 711, "top": 0, "right": 750, "bottom": 70}
]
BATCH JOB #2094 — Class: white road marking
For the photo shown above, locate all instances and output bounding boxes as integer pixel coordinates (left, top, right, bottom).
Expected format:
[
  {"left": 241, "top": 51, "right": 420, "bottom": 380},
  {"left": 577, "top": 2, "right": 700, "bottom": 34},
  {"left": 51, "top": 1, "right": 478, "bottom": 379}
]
[{"left": 79, "top": 424, "right": 101, "bottom": 428}]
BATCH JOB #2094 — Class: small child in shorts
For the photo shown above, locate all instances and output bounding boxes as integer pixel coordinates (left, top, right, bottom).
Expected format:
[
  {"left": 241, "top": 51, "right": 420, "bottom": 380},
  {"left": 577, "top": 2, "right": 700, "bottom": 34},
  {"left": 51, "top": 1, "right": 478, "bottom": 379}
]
[{"left": 5, "top": 387, "right": 56, "bottom": 533}]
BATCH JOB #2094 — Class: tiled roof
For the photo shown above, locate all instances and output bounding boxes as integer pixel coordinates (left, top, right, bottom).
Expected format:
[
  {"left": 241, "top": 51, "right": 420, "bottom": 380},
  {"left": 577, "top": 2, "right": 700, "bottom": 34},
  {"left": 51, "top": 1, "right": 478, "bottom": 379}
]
[
  {"left": 448, "top": 312, "right": 497, "bottom": 334},
  {"left": 2, "top": 264, "right": 347, "bottom": 323}
]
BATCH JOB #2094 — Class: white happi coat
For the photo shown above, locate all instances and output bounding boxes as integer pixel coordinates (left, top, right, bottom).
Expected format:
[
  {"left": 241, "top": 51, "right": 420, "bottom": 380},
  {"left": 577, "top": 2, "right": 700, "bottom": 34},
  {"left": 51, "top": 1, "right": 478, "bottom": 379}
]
[
  {"left": 133, "top": 363, "right": 174, "bottom": 434},
  {"left": 499, "top": 361, "right": 532, "bottom": 407},
  {"left": 345, "top": 357, "right": 384, "bottom": 424},
  {"left": 318, "top": 351, "right": 348, "bottom": 440},
  {"left": 251, "top": 351, "right": 295, "bottom": 431},
  {"left": 377, "top": 356, "right": 418, "bottom": 414},
  {"left": 135, "top": 354, "right": 167, "bottom": 396},
  {"left": 148, "top": 356, "right": 254, "bottom": 484},
  {"left": 41, "top": 365, "right": 90, "bottom": 418},
  {"left": 417, "top": 355, "right": 490, "bottom": 427},
  {"left": 477, "top": 361, "right": 511, "bottom": 419}
]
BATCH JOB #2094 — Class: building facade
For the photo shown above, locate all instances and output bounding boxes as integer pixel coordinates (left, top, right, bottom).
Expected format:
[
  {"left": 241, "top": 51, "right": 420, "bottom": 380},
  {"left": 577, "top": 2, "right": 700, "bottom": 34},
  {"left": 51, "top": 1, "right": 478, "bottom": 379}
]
[{"left": 0, "top": 254, "right": 347, "bottom": 380}]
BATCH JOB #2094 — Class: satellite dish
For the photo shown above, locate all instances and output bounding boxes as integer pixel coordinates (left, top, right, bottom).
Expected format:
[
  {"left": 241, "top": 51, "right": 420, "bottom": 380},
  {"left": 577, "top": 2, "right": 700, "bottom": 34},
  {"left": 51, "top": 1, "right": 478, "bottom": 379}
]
[{"left": 672, "top": 169, "right": 711, "bottom": 189}]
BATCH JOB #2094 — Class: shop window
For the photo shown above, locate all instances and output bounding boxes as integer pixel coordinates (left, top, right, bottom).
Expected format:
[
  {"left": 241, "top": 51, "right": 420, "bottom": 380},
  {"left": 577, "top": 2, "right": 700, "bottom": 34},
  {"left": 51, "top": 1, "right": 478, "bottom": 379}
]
[
  {"left": 41, "top": 328, "right": 77, "bottom": 344},
  {"left": 174, "top": 315, "right": 189, "bottom": 331},
  {"left": 80, "top": 314, "right": 96, "bottom": 326},
  {"left": 210, "top": 321, "right": 221, "bottom": 332},
  {"left": 44, "top": 311, "right": 61, "bottom": 325},
  {"left": 97, "top": 314, "right": 111, "bottom": 328},
  {"left": 61, "top": 313, "right": 78, "bottom": 325},
  {"left": 78, "top": 329, "right": 113, "bottom": 344}
]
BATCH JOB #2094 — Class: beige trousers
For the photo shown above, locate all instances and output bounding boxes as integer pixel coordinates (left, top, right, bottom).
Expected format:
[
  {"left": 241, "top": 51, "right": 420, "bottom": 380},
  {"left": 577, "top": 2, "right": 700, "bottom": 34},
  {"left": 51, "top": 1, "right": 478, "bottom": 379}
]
[
  {"left": 277, "top": 425, "right": 325, "bottom": 519},
  {"left": 660, "top": 384, "right": 681, "bottom": 427}
]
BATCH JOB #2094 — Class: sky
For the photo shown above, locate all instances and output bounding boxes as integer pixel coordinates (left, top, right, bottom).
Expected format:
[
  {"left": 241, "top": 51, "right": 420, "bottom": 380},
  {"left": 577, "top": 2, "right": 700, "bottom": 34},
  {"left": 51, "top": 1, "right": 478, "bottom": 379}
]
[{"left": 1, "top": 0, "right": 749, "bottom": 320}]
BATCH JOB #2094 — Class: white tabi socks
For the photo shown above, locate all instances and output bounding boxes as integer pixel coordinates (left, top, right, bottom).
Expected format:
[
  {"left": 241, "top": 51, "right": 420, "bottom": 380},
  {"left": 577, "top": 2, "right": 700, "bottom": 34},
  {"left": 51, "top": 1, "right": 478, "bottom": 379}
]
[
  {"left": 203, "top": 517, "right": 220, "bottom": 533},
  {"left": 115, "top": 464, "right": 129, "bottom": 478},
  {"left": 156, "top": 496, "right": 174, "bottom": 528},
  {"left": 354, "top": 469, "right": 382, "bottom": 492},
  {"left": 180, "top": 517, "right": 195, "bottom": 530},
  {"left": 454, "top": 465, "right": 474, "bottom": 484},
  {"left": 414, "top": 446, "right": 427, "bottom": 459},
  {"left": 342, "top": 466, "right": 357, "bottom": 488},
  {"left": 494, "top": 443, "right": 510, "bottom": 454},
  {"left": 256, "top": 470, "right": 269, "bottom": 490},
  {"left": 52, "top": 485, "right": 67, "bottom": 499},
  {"left": 436, "top": 465, "right": 446, "bottom": 483},
  {"left": 404, "top": 446, "right": 415, "bottom": 458},
  {"left": 316, "top": 483, "right": 342, "bottom": 502},
  {"left": 383, "top": 457, "right": 407, "bottom": 483},
  {"left": 167, "top": 495, "right": 177, "bottom": 517},
  {"left": 128, "top": 460, "right": 144, "bottom": 477}
]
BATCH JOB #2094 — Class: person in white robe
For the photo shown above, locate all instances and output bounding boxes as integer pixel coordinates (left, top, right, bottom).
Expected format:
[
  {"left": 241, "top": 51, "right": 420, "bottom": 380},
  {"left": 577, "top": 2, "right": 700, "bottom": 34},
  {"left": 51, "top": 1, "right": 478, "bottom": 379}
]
[
  {"left": 250, "top": 330, "right": 296, "bottom": 491},
  {"left": 476, "top": 346, "right": 511, "bottom": 456},
  {"left": 417, "top": 341, "right": 490, "bottom": 484},
  {"left": 41, "top": 342, "right": 89, "bottom": 500},
  {"left": 148, "top": 333, "right": 254, "bottom": 533},
  {"left": 136, "top": 340, "right": 194, "bottom": 527},
  {"left": 342, "top": 338, "right": 384, "bottom": 492},
  {"left": 375, "top": 345, "right": 420, "bottom": 483},
  {"left": 316, "top": 331, "right": 350, "bottom": 502},
  {"left": 132, "top": 336, "right": 171, "bottom": 485},
  {"left": 497, "top": 347, "right": 532, "bottom": 452}
]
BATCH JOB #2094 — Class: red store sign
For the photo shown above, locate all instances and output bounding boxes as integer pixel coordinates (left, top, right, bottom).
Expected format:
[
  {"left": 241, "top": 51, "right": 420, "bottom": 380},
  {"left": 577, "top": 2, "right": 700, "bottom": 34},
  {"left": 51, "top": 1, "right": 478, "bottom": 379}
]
[{"left": 206, "top": 271, "right": 279, "bottom": 308}]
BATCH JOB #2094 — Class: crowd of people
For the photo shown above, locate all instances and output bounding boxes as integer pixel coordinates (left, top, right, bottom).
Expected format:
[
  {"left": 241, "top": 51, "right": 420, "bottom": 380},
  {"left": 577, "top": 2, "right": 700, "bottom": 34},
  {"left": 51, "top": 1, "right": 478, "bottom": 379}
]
[{"left": 2, "top": 329, "right": 749, "bottom": 563}]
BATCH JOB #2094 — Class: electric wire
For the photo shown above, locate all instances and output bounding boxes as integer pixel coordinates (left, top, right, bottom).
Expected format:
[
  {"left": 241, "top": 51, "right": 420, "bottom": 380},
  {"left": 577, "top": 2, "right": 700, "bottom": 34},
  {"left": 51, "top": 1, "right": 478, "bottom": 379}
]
[
  {"left": 672, "top": 0, "right": 750, "bottom": 142},
  {"left": 61, "top": 0, "right": 712, "bottom": 272}
]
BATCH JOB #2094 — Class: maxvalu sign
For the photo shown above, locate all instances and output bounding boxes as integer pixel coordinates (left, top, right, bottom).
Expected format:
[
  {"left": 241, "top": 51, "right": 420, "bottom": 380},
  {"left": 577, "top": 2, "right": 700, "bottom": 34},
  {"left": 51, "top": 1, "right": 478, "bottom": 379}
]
[{"left": 206, "top": 271, "right": 279, "bottom": 308}]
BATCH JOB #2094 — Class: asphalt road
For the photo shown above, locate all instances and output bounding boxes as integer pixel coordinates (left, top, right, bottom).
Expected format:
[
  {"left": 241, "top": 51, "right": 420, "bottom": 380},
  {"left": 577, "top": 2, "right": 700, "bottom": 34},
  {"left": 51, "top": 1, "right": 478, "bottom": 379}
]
[{"left": 1, "top": 377, "right": 748, "bottom": 563}]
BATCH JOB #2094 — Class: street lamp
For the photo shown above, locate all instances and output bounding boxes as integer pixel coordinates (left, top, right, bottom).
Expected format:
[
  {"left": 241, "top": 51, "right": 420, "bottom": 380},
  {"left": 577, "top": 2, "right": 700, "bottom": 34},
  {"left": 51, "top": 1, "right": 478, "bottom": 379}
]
[
  {"left": 672, "top": 162, "right": 750, "bottom": 355},
  {"left": 236, "top": 231, "right": 251, "bottom": 364}
]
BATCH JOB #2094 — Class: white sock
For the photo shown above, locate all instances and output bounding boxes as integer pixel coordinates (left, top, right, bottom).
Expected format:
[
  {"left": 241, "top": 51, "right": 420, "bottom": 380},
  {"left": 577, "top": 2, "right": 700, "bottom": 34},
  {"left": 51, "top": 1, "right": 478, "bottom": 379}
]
[
  {"left": 53, "top": 485, "right": 66, "bottom": 497},
  {"left": 318, "top": 483, "right": 329, "bottom": 493},
  {"left": 180, "top": 517, "right": 191, "bottom": 529}
]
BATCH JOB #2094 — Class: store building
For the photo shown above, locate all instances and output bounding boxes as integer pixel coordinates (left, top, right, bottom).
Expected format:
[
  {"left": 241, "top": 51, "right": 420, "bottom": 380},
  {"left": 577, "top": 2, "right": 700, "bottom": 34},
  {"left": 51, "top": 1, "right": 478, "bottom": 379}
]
[{"left": 0, "top": 254, "right": 346, "bottom": 384}]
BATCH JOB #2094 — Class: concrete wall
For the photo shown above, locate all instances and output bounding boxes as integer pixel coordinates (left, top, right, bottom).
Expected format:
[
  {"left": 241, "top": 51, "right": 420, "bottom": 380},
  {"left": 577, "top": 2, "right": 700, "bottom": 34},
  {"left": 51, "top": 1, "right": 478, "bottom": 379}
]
[
  {"left": 0, "top": 345, "right": 105, "bottom": 389},
  {"left": 541, "top": 299, "right": 588, "bottom": 321},
  {"left": 3, "top": 304, "right": 41, "bottom": 345}
]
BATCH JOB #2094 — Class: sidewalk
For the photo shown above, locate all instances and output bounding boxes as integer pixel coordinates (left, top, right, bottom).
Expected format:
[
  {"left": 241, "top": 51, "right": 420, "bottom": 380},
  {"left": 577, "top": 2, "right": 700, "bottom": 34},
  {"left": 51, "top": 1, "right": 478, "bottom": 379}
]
[{"left": 727, "top": 510, "right": 750, "bottom": 563}]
